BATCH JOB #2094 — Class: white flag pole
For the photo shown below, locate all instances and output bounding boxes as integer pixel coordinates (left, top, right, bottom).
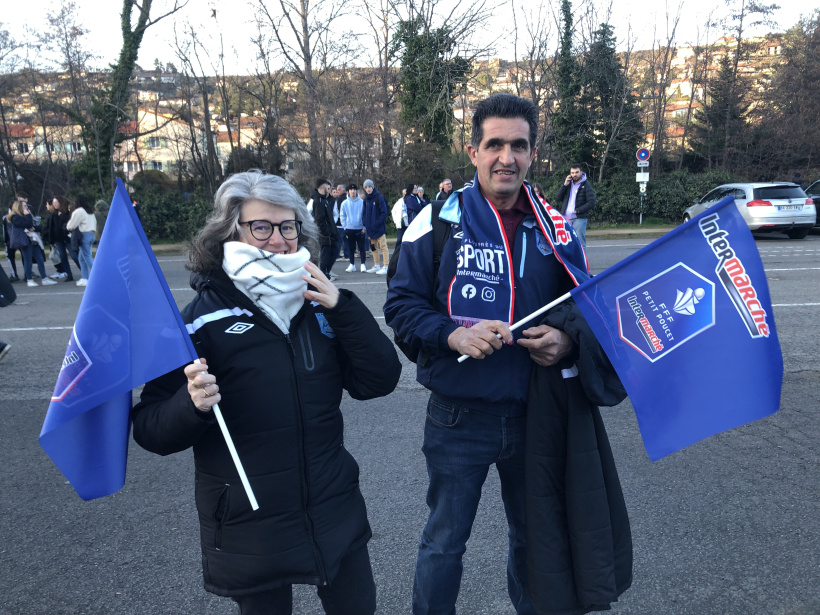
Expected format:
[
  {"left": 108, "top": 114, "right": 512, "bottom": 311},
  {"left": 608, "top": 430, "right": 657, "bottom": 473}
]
[
  {"left": 194, "top": 359, "right": 260, "bottom": 511},
  {"left": 457, "top": 291, "right": 573, "bottom": 363}
]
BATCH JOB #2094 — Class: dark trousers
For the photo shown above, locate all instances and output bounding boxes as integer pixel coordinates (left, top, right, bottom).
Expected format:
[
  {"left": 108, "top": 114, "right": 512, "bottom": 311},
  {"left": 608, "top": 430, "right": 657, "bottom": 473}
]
[
  {"left": 234, "top": 545, "right": 376, "bottom": 615},
  {"left": 320, "top": 238, "right": 339, "bottom": 276},
  {"left": 53, "top": 240, "right": 74, "bottom": 279},
  {"left": 5, "top": 247, "right": 19, "bottom": 277},
  {"left": 345, "top": 230, "right": 366, "bottom": 266}
]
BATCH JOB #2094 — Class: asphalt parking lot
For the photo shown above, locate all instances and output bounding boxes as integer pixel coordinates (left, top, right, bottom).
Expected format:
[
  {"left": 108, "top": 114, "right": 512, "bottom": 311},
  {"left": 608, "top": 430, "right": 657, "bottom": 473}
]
[{"left": 1, "top": 232, "right": 819, "bottom": 614}]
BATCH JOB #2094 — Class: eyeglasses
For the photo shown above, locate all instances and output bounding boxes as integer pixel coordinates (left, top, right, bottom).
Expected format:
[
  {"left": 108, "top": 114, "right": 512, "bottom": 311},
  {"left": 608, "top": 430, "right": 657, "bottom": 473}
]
[{"left": 239, "top": 219, "right": 302, "bottom": 241}]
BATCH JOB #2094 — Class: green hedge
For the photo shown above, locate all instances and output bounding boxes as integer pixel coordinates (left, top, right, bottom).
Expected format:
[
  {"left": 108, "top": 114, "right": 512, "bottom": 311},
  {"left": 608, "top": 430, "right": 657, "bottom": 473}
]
[{"left": 137, "top": 189, "right": 213, "bottom": 241}]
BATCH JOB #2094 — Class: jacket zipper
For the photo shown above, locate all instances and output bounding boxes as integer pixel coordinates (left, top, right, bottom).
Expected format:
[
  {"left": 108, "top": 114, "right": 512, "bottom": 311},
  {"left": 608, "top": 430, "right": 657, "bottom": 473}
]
[{"left": 285, "top": 333, "right": 329, "bottom": 586}]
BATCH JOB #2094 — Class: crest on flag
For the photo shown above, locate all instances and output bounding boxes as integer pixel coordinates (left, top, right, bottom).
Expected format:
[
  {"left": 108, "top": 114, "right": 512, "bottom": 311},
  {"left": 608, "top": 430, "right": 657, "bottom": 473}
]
[{"left": 616, "top": 264, "right": 715, "bottom": 362}]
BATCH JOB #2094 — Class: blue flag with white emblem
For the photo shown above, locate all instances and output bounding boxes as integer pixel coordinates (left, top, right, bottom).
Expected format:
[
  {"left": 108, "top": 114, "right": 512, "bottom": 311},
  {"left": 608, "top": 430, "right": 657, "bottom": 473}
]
[
  {"left": 40, "top": 179, "right": 197, "bottom": 500},
  {"left": 570, "top": 196, "right": 783, "bottom": 460}
]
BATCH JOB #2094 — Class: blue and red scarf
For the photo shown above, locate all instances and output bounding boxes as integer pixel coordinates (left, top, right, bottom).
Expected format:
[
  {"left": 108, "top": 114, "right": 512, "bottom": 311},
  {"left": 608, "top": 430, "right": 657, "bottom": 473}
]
[{"left": 445, "top": 176, "right": 589, "bottom": 328}]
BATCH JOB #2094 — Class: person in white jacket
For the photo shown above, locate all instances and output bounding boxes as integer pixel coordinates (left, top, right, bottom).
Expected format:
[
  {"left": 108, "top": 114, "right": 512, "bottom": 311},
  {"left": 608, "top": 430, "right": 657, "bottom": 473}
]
[
  {"left": 391, "top": 188, "right": 408, "bottom": 246},
  {"left": 66, "top": 195, "right": 97, "bottom": 287}
]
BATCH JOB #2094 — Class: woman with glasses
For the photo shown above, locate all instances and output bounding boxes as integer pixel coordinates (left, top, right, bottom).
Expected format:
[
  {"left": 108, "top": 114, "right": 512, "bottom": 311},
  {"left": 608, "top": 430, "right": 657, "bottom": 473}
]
[{"left": 132, "top": 171, "right": 401, "bottom": 615}]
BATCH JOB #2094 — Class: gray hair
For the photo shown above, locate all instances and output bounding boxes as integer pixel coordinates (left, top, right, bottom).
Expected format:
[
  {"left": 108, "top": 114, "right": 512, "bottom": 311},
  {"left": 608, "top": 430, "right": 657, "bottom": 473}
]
[{"left": 188, "top": 170, "right": 319, "bottom": 273}]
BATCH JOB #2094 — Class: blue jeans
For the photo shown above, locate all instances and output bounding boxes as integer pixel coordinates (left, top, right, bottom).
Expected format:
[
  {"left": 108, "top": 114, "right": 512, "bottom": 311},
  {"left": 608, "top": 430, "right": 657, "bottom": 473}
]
[
  {"left": 569, "top": 217, "right": 587, "bottom": 247},
  {"left": 20, "top": 244, "right": 47, "bottom": 281},
  {"left": 336, "top": 226, "right": 348, "bottom": 260},
  {"left": 413, "top": 394, "right": 536, "bottom": 615},
  {"left": 78, "top": 232, "right": 94, "bottom": 280}
]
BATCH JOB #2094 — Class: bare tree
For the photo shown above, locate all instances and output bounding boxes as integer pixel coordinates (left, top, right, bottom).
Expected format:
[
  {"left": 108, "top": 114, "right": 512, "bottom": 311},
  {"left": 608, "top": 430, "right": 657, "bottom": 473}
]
[
  {"left": 676, "top": 18, "right": 714, "bottom": 169},
  {"left": 511, "top": 0, "right": 558, "bottom": 177},
  {"left": 173, "top": 23, "right": 220, "bottom": 197},
  {"left": 639, "top": 2, "right": 682, "bottom": 176},
  {"left": 254, "top": 0, "right": 354, "bottom": 177}
]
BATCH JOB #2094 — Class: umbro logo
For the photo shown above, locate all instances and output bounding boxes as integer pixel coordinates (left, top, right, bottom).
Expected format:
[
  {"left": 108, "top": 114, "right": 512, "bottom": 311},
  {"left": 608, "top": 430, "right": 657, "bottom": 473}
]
[{"left": 226, "top": 322, "right": 255, "bottom": 334}]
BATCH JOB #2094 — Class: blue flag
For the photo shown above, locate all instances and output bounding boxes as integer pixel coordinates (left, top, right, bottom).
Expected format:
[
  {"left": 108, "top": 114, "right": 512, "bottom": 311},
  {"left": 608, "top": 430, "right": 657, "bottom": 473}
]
[
  {"left": 40, "top": 179, "right": 197, "bottom": 500},
  {"left": 570, "top": 196, "right": 783, "bottom": 460}
]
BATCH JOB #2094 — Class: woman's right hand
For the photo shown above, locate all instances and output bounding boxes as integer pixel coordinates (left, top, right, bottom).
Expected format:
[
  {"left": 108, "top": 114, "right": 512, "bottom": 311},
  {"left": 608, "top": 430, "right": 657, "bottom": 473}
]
[{"left": 185, "top": 359, "right": 220, "bottom": 412}]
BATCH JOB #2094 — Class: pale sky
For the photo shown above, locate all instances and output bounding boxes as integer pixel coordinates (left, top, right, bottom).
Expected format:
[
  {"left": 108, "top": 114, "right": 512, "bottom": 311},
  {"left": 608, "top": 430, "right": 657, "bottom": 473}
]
[{"left": 2, "top": 0, "right": 813, "bottom": 75}]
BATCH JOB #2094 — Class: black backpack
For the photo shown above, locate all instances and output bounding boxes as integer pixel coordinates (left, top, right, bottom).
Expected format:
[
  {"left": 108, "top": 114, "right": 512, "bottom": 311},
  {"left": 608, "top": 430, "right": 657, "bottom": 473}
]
[{"left": 386, "top": 199, "right": 454, "bottom": 365}]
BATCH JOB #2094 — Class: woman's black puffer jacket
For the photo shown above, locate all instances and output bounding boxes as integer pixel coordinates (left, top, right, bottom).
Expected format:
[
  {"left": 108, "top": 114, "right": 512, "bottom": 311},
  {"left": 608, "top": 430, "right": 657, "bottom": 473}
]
[{"left": 132, "top": 268, "right": 401, "bottom": 597}]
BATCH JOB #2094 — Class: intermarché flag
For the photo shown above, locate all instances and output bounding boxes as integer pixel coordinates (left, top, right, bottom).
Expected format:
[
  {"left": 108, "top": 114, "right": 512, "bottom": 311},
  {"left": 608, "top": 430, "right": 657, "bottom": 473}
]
[
  {"left": 570, "top": 196, "right": 783, "bottom": 460},
  {"left": 40, "top": 178, "right": 197, "bottom": 500}
]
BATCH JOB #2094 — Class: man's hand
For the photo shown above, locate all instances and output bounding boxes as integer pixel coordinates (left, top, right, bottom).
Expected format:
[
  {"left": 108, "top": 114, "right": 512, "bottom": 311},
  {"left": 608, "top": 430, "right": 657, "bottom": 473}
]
[
  {"left": 564, "top": 175, "right": 572, "bottom": 186},
  {"left": 517, "top": 325, "right": 573, "bottom": 367},
  {"left": 448, "top": 320, "right": 513, "bottom": 360}
]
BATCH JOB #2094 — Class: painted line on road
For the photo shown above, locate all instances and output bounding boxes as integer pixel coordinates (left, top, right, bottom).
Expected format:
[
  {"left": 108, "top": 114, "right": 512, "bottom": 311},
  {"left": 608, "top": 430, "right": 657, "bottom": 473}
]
[{"left": 5, "top": 304, "right": 817, "bottom": 334}]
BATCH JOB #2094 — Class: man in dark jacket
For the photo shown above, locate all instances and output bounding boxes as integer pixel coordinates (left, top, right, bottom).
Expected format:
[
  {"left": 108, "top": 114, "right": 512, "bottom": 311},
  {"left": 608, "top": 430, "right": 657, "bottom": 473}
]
[
  {"left": 385, "top": 93, "right": 630, "bottom": 615},
  {"left": 435, "top": 178, "right": 453, "bottom": 201},
  {"left": 309, "top": 178, "right": 339, "bottom": 279},
  {"left": 362, "top": 179, "right": 389, "bottom": 274},
  {"left": 403, "top": 183, "right": 423, "bottom": 225},
  {"left": 555, "top": 164, "right": 596, "bottom": 247}
]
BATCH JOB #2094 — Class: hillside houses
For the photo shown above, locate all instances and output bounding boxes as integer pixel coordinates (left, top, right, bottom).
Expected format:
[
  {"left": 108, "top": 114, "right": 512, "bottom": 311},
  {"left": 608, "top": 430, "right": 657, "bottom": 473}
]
[{"left": 0, "top": 33, "right": 790, "bottom": 185}]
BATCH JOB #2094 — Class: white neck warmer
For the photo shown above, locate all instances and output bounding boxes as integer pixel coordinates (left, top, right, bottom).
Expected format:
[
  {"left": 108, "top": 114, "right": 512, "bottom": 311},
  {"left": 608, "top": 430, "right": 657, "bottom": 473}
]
[{"left": 222, "top": 242, "right": 310, "bottom": 334}]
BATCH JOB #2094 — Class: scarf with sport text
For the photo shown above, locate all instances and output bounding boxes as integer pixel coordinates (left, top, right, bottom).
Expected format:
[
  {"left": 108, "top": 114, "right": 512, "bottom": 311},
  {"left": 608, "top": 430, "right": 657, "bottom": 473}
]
[
  {"left": 223, "top": 242, "right": 310, "bottom": 334},
  {"left": 447, "top": 176, "right": 589, "bottom": 328}
]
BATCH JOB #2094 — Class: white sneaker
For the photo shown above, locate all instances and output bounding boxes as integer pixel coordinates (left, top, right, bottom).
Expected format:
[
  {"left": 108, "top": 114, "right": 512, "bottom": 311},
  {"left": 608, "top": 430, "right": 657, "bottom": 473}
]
[
  {"left": 41, "top": 278, "right": 57, "bottom": 285},
  {"left": 76, "top": 278, "right": 88, "bottom": 287},
  {"left": 366, "top": 265, "right": 380, "bottom": 273},
  {"left": 27, "top": 279, "right": 38, "bottom": 287},
  {"left": 376, "top": 266, "right": 388, "bottom": 275},
  {"left": 345, "top": 264, "right": 356, "bottom": 273},
  {"left": 49, "top": 273, "right": 61, "bottom": 279},
  {"left": 328, "top": 272, "right": 338, "bottom": 281},
  {"left": 360, "top": 264, "right": 367, "bottom": 272}
]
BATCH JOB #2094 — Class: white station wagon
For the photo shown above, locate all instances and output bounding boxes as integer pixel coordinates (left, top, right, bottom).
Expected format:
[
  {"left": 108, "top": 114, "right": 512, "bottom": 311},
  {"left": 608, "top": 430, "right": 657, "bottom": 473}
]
[{"left": 683, "top": 183, "right": 816, "bottom": 239}]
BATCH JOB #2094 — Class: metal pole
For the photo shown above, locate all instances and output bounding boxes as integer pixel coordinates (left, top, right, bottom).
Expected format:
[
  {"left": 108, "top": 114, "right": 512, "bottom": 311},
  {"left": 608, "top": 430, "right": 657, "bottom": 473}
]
[{"left": 640, "top": 193, "right": 644, "bottom": 225}]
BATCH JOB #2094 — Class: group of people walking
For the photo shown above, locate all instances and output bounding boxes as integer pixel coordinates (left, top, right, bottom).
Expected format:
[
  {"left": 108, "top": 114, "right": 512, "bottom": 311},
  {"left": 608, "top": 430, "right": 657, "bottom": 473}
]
[
  {"left": 3, "top": 190, "right": 96, "bottom": 288},
  {"left": 309, "top": 178, "right": 423, "bottom": 279}
]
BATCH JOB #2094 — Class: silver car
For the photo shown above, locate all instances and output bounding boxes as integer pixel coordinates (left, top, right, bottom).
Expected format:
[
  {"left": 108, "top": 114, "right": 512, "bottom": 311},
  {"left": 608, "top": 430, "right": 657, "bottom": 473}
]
[{"left": 683, "top": 183, "right": 816, "bottom": 239}]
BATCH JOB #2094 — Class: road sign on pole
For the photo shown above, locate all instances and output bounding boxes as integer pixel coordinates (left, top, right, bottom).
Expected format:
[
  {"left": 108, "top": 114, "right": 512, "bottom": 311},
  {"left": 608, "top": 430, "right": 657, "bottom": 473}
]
[
  {"left": 637, "top": 160, "right": 649, "bottom": 167},
  {"left": 636, "top": 148, "right": 650, "bottom": 161},
  {"left": 636, "top": 172, "right": 650, "bottom": 182}
]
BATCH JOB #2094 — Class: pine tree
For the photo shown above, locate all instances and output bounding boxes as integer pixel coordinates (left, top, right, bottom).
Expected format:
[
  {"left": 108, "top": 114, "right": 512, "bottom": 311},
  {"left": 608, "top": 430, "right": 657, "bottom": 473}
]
[
  {"left": 552, "top": 0, "right": 590, "bottom": 167},
  {"left": 394, "top": 18, "right": 470, "bottom": 148},
  {"left": 581, "top": 24, "right": 643, "bottom": 181},
  {"left": 691, "top": 53, "right": 750, "bottom": 170}
]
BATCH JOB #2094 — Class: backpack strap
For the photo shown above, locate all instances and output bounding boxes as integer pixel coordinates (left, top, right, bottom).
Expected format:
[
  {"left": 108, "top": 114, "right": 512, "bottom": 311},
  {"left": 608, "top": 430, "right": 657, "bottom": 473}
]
[{"left": 429, "top": 199, "right": 449, "bottom": 277}]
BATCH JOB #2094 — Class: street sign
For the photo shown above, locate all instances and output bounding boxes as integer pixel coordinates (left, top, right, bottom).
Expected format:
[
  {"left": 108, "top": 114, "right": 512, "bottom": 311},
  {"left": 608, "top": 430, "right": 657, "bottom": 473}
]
[
  {"left": 637, "top": 148, "right": 650, "bottom": 161},
  {"left": 637, "top": 160, "right": 649, "bottom": 167},
  {"left": 640, "top": 183, "right": 647, "bottom": 193},
  {"left": 636, "top": 172, "right": 650, "bottom": 182}
]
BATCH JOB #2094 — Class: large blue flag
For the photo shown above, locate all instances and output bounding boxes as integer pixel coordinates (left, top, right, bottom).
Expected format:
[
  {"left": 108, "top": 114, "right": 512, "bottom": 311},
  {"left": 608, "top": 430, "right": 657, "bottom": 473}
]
[
  {"left": 571, "top": 196, "right": 783, "bottom": 460},
  {"left": 40, "top": 179, "right": 197, "bottom": 500}
]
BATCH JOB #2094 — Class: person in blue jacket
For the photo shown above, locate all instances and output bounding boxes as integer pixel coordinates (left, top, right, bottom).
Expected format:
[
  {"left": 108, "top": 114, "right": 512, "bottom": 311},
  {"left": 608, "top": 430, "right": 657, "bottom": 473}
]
[
  {"left": 403, "top": 183, "right": 423, "bottom": 225},
  {"left": 362, "top": 179, "right": 389, "bottom": 274},
  {"left": 384, "top": 94, "right": 592, "bottom": 615}
]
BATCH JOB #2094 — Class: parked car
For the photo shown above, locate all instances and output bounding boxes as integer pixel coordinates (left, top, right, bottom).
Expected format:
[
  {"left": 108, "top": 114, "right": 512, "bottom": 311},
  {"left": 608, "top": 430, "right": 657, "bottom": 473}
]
[
  {"left": 805, "top": 180, "right": 820, "bottom": 226},
  {"left": 683, "top": 183, "right": 816, "bottom": 239}
]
